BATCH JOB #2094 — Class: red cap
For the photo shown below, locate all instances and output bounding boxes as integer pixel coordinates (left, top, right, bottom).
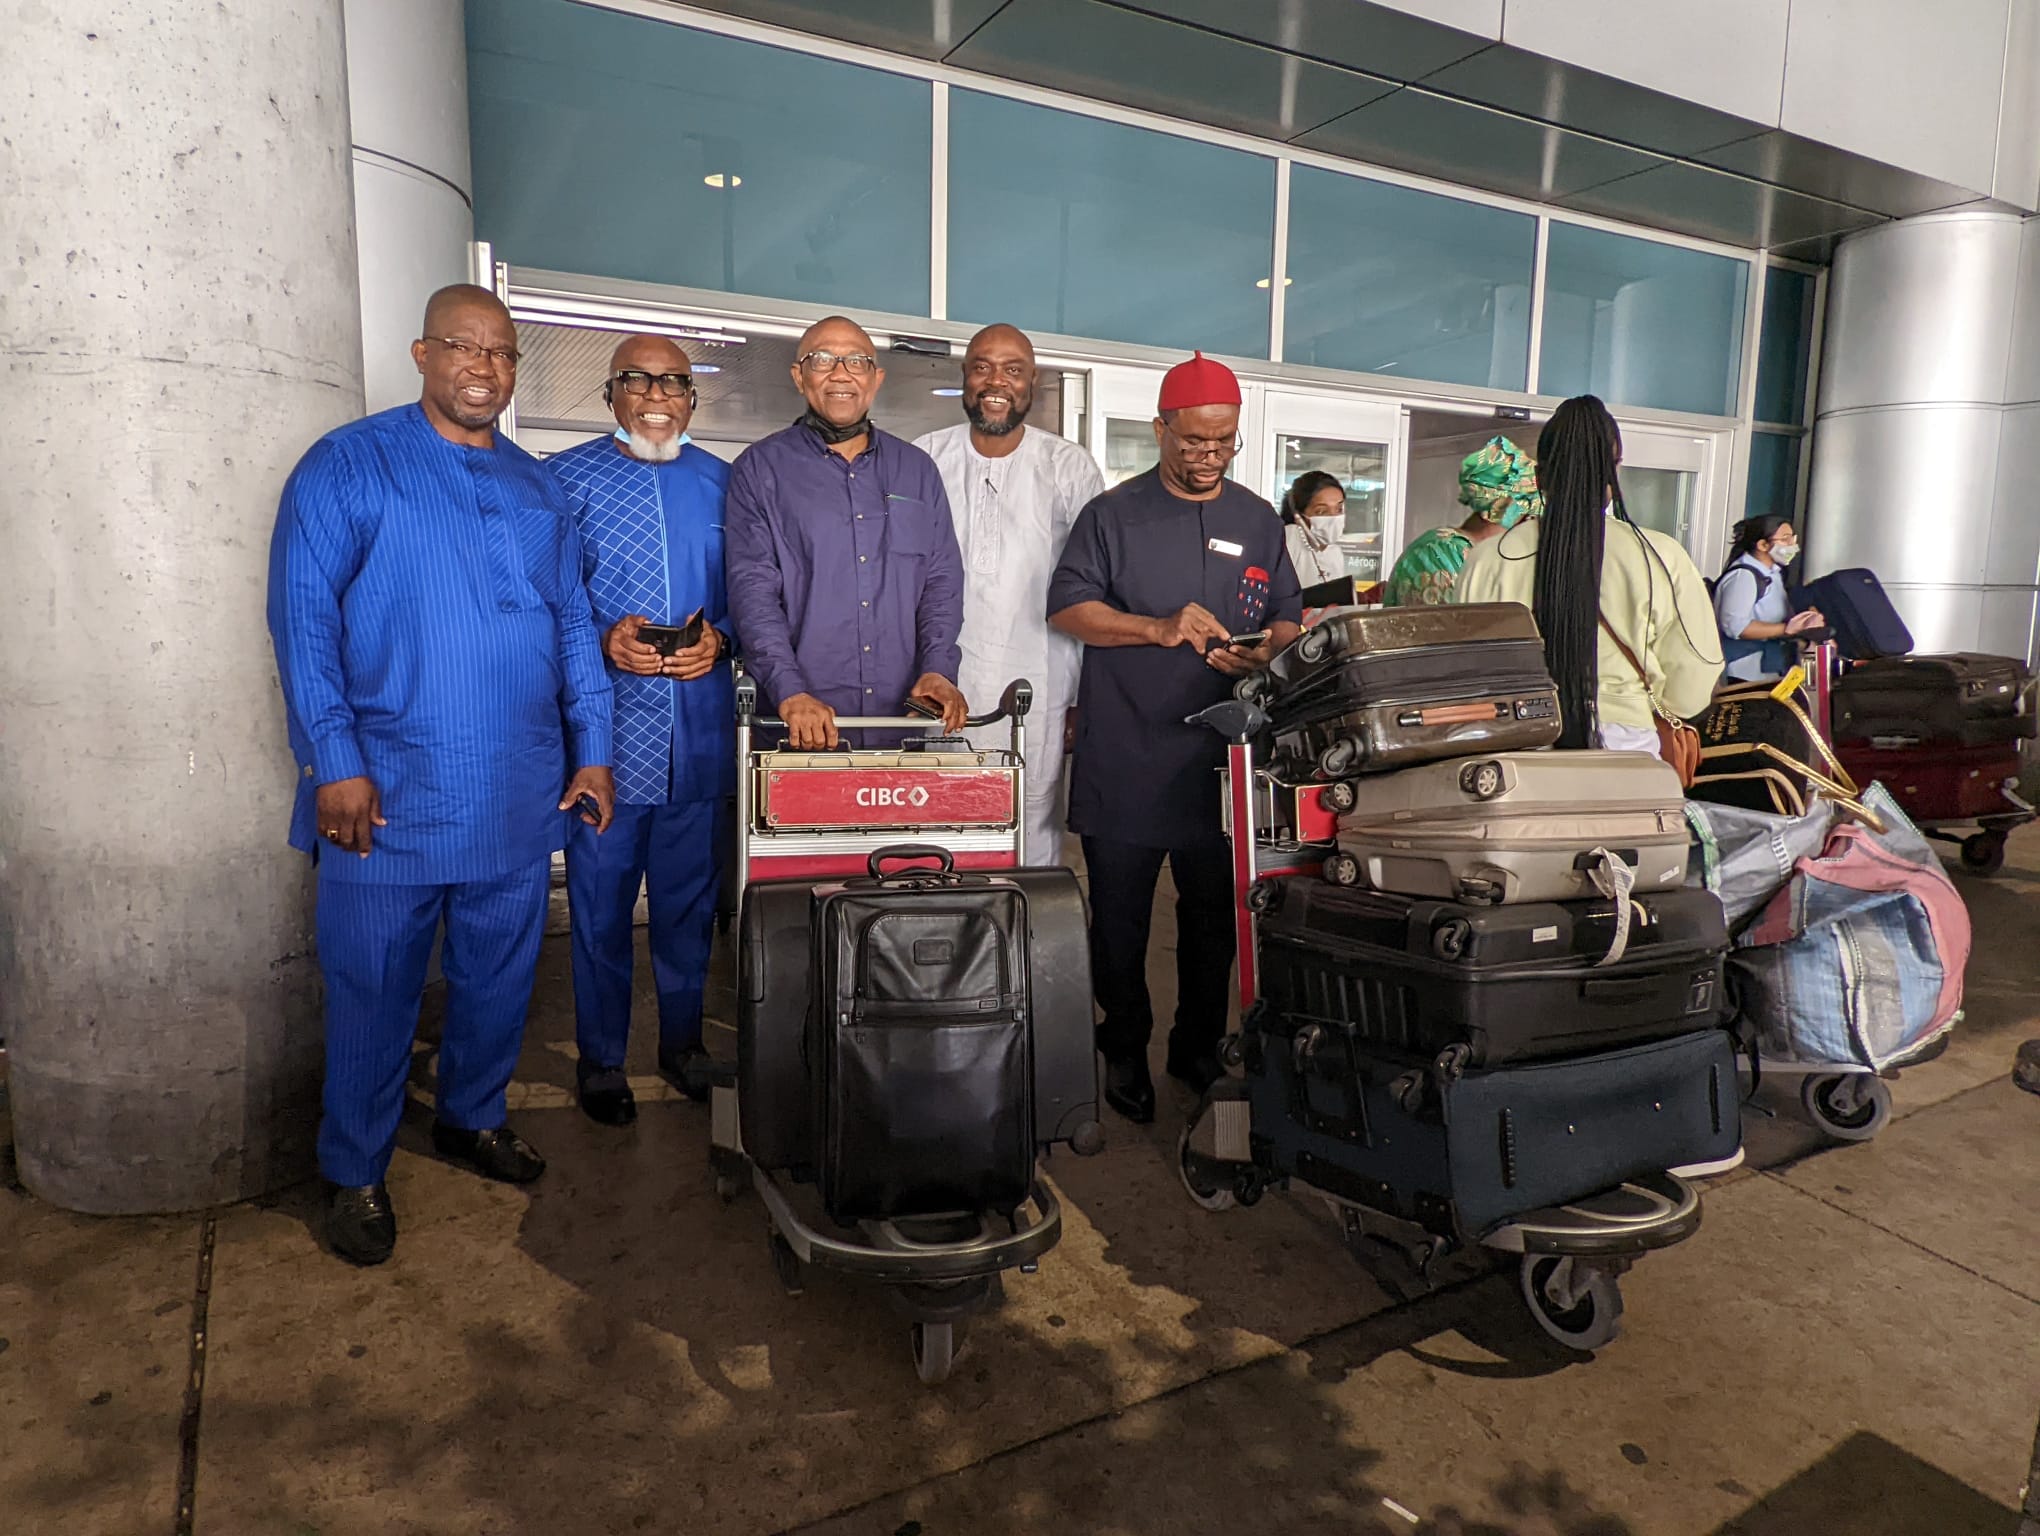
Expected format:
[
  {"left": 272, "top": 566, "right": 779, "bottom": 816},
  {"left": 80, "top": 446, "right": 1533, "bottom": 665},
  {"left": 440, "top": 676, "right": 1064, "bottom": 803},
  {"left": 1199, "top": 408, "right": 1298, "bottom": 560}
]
[{"left": 1157, "top": 350, "right": 1242, "bottom": 413}]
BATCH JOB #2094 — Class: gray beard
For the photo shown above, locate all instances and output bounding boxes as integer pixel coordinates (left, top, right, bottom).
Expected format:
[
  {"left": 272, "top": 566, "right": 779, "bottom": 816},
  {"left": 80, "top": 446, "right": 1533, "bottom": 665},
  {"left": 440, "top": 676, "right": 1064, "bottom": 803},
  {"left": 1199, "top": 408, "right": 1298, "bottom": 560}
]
[
  {"left": 620, "top": 429, "right": 682, "bottom": 463},
  {"left": 966, "top": 400, "right": 1029, "bottom": 437}
]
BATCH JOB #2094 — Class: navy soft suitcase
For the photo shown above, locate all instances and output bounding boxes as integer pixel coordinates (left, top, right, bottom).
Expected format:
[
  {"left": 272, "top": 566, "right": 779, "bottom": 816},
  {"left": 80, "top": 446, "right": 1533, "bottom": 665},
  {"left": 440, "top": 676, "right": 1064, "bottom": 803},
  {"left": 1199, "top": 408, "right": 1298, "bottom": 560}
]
[
  {"left": 1797, "top": 568, "right": 1913, "bottom": 660},
  {"left": 1247, "top": 1017, "right": 1740, "bottom": 1239}
]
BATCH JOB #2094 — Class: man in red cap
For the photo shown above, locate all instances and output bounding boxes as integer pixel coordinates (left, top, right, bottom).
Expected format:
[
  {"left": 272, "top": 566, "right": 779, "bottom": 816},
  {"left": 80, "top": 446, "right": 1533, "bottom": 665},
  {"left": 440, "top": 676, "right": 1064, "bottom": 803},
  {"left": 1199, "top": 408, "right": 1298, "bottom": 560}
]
[{"left": 1046, "top": 352, "right": 1302, "bottom": 1123}]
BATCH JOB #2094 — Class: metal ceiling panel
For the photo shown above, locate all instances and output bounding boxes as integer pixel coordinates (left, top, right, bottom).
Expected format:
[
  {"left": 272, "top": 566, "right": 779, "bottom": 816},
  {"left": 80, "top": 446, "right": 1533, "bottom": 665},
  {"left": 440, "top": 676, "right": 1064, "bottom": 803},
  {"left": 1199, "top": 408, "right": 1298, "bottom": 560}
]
[
  {"left": 1422, "top": 44, "right": 1767, "bottom": 158},
  {"left": 1100, "top": 0, "right": 1494, "bottom": 82},
  {"left": 1499, "top": 0, "right": 1790, "bottom": 129},
  {"left": 674, "top": 0, "right": 1010, "bottom": 59},
  {"left": 1694, "top": 131, "right": 1988, "bottom": 220},
  {"left": 1296, "top": 87, "right": 1667, "bottom": 203},
  {"left": 949, "top": 0, "right": 1397, "bottom": 142},
  {"left": 1559, "top": 160, "right": 1886, "bottom": 250}
]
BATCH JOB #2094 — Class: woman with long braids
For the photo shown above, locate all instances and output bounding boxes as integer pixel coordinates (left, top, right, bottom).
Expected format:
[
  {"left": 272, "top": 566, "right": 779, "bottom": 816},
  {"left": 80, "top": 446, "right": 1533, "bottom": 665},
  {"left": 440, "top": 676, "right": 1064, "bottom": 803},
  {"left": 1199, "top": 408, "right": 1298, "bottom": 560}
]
[
  {"left": 1714, "top": 513, "right": 1824, "bottom": 682},
  {"left": 1458, "top": 395, "right": 1720, "bottom": 755}
]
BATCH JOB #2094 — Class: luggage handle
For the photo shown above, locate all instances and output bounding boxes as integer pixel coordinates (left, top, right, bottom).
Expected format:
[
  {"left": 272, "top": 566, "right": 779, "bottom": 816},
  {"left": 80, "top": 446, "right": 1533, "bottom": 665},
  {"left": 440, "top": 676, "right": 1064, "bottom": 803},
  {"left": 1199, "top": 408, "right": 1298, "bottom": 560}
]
[
  {"left": 866, "top": 843, "right": 957, "bottom": 880},
  {"left": 1580, "top": 975, "right": 1654, "bottom": 1004}
]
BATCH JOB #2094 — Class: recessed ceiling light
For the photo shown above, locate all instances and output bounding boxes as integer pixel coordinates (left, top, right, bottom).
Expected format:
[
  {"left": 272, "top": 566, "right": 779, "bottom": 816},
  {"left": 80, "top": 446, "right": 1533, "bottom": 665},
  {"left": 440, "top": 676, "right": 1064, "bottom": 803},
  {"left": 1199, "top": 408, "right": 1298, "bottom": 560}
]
[
  {"left": 704, "top": 173, "right": 742, "bottom": 188},
  {"left": 931, "top": 387, "right": 963, "bottom": 397},
  {"left": 1255, "top": 277, "right": 1294, "bottom": 289},
  {"left": 691, "top": 364, "right": 721, "bottom": 374}
]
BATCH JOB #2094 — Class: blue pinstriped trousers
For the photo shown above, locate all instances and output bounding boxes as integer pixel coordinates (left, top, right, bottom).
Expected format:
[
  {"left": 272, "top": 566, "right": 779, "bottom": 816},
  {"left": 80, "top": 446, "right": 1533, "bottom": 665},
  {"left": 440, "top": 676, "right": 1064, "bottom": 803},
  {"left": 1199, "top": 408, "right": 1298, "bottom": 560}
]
[
  {"left": 314, "top": 861, "right": 551, "bottom": 1187},
  {"left": 564, "top": 798, "right": 725, "bottom": 1077}
]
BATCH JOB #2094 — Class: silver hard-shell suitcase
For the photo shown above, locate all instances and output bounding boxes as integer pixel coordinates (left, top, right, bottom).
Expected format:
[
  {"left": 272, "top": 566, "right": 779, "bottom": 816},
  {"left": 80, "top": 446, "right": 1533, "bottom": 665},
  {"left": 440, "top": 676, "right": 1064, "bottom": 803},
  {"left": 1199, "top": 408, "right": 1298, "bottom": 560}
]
[{"left": 1323, "top": 749, "right": 1689, "bottom": 906}]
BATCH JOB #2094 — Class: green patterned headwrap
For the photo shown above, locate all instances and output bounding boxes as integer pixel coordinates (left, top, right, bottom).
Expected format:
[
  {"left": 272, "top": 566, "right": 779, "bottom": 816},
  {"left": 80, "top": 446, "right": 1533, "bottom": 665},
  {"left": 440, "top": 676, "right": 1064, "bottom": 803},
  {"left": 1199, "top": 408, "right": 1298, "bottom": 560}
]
[{"left": 1457, "top": 436, "right": 1543, "bottom": 528}]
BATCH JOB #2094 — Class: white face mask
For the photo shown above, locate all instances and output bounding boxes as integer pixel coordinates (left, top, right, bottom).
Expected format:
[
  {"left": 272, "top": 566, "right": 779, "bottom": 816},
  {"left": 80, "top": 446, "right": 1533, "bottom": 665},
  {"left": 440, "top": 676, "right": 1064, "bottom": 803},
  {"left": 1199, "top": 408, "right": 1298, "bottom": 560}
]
[{"left": 1770, "top": 540, "right": 1799, "bottom": 566}]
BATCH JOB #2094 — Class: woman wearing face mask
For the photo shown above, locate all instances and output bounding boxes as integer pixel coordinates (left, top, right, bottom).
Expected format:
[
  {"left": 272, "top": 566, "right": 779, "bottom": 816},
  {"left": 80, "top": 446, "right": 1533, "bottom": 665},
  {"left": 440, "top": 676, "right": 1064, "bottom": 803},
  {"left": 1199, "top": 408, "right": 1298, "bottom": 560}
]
[
  {"left": 1714, "top": 515, "right": 1825, "bottom": 683},
  {"left": 1279, "top": 470, "right": 1352, "bottom": 590},
  {"left": 1384, "top": 436, "right": 1541, "bottom": 607}
]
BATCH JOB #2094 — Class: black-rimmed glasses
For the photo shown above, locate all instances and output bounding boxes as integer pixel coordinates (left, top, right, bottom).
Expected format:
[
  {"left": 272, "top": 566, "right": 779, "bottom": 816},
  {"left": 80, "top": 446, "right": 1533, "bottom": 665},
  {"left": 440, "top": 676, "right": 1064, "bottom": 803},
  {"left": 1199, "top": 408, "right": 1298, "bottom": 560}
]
[
  {"left": 798, "top": 350, "right": 879, "bottom": 376},
  {"left": 612, "top": 370, "right": 693, "bottom": 396}
]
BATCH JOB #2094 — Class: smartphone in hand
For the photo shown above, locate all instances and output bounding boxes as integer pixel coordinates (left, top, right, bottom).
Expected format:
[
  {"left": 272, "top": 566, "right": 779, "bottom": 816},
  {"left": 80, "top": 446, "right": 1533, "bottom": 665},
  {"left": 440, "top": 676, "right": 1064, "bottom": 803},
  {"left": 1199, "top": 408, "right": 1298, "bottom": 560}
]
[
  {"left": 1226, "top": 630, "right": 1272, "bottom": 650},
  {"left": 636, "top": 609, "right": 707, "bottom": 657},
  {"left": 902, "top": 694, "right": 943, "bottom": 720}
]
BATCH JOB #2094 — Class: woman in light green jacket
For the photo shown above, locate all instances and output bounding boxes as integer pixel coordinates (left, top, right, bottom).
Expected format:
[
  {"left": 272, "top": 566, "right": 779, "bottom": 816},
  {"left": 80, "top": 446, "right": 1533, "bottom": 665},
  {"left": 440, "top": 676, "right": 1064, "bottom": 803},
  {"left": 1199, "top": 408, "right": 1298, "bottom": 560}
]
[{"left": 1458, "top": 396, "right": 1721, "bottom": 754}]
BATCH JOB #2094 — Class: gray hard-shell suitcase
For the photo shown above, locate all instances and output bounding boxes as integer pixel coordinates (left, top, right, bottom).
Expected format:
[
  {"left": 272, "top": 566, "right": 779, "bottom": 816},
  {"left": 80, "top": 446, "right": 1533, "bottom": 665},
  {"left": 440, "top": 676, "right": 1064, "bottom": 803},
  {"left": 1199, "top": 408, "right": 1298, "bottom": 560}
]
[
  {"left": 1326, "top": 749, "right": 1689, "bottom": 906},
  {"left": 1257, "top": 603, "right": 1562, "bottom": 780}
]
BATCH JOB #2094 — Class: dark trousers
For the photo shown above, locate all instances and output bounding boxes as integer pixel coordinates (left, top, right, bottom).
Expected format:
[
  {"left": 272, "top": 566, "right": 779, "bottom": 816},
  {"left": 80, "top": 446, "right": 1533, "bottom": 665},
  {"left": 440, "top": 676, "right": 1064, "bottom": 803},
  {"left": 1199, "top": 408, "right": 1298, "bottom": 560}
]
[{"left": 1081, "top": 834, "right": 1235, "bottom": 1064}]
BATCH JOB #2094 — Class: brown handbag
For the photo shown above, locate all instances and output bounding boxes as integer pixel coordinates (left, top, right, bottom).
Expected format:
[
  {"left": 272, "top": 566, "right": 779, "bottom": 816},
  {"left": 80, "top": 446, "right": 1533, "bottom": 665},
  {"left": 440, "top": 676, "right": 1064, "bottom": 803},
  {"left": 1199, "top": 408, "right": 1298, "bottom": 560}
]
[{"left": 1599, "top": 616, "right": 1702, "bottom": 786}]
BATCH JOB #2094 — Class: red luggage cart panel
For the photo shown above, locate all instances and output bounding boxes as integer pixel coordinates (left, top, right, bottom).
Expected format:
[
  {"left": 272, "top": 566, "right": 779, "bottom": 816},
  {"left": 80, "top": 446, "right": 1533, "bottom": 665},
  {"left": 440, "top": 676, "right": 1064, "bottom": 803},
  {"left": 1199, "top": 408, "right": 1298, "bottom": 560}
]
[
  {"left": 759, "top": 764, "right": 1018, "bottom": 831},
  {"left": 1836, "top": 740, "right": 2024, "bottom": 823}
]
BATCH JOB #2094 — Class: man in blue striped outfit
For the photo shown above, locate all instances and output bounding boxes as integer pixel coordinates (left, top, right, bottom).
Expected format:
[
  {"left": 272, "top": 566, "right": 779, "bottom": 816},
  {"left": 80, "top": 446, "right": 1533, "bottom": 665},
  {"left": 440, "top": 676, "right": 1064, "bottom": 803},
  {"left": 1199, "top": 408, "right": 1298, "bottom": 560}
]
[
  {"left": 268, "top": 284, "right": 616, "bottom": 1266},
  {"left": 547, "top": 334, "right": 734, "bottom": 1126}
]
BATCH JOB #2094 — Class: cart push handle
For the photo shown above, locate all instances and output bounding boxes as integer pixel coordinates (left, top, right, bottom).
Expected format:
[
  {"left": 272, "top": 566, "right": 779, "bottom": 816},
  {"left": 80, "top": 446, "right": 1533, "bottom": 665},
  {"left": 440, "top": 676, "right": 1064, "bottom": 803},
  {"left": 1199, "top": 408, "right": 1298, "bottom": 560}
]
[{"left": 734, "top": 669, "right": 1032, "bottom": 732}]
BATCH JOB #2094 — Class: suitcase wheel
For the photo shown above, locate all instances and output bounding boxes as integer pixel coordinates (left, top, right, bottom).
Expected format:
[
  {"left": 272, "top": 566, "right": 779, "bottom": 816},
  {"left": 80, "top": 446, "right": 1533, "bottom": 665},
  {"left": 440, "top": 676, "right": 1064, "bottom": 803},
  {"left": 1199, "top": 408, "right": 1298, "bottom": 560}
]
[
  {"left": 1318, "top": 739, "right": 1360, "bottom": 779},
  {"left": 1430, "top": 918, "right": 1472, "bottom": 961},
  {"left": 912, "top": 1321, "right": 956, "bottom": 1385},
  {"left": 1520, "top": 1255, "right": 1625, "bottom": 1352},
  {"left": 1801, "top": 1073, "right": 1891, "bottom": 1143},
  {"left": 1245, "top": 878, "right": 1283, "bottom": 915},
  {"left": 1961, "top": 830, "right": 2008, "bottom": 876},
  {"left": 1321, "top": 779, "right": 1358, "bottom": 815},
  {"left": 1323, "top": 851, "right": 1361, "bottom": 887},
  {"left": 1296, "top": 627, "right": 1332, "bottom": 666},
  {"left": 1233, "top": 671, "right": 1274, "bottom": 707}
]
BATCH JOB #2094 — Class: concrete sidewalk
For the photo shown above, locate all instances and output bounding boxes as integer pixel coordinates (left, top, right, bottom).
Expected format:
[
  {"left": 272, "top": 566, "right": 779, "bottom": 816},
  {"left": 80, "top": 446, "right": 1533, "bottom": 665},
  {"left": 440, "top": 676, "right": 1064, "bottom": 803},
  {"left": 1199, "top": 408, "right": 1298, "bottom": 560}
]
[{"left": 5, "top": 833, "right": 2039, "bottom": 1536}]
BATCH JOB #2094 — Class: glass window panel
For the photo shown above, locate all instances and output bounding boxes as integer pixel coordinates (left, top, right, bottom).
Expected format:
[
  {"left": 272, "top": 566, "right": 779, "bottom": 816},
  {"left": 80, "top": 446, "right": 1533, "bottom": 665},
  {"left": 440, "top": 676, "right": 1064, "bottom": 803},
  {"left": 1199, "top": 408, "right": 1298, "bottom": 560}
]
[
  {"left": 1103, "top": 417, "right": 1160, "bottom": 488},
  {"left": 1754, "top": 267, "right": 1817, "bottom": 426},
  {"left": 948, "top": 90, "right": 1276, "bottom": 358},
  {"left": 1744, "top": 431, "right": 1802, "bottom": 520},
  {"left": 1274, "top": 434, "right": 1388, "bottom": 581},
  {"left": 1539, "top": 225, "right": 1750, "bottom": 418},
  {"left": 1285, "top": 167, "right": 1536, "bottom": 392},
  {"left": 1618, "top": 466, "right": 1694, "bottom": 542},
  {"left": 466, "top": 0, "right": 931, "bottom": 314}
]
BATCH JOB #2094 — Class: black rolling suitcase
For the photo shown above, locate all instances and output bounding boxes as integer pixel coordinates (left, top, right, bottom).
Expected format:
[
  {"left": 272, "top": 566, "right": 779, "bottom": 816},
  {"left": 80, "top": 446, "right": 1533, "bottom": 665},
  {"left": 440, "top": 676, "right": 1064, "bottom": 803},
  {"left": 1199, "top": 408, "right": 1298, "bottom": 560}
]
[
  {"left": 1832, "top": 653, "right": 2037, "bottom": 746},
  {"left": 738, "top": 864, "right": 1099, "bottom": 1182},
  {"left": 1796, "top": 568, "right": 1913, "bottom": 659},
  {"left": 1257, "top": 603, "right": 1561, "bottom": 781},
  {"left": 1254, "top": 879, "right": 1727, "bottom": 1067},
  {"left": 1247, "top": 1014, "right": 1740, "bottom": 1239},
  {"left": 811, "top": 856, "right": 1033, "bottom": 1222}
]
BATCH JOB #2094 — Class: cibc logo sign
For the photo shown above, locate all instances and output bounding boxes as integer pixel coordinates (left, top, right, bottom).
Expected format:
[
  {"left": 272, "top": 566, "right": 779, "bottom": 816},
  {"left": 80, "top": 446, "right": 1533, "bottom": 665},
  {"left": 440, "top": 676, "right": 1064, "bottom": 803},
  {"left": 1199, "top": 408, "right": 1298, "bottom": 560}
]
[{"left": 856, "top": 782, "right": 931, "bottom": 809}]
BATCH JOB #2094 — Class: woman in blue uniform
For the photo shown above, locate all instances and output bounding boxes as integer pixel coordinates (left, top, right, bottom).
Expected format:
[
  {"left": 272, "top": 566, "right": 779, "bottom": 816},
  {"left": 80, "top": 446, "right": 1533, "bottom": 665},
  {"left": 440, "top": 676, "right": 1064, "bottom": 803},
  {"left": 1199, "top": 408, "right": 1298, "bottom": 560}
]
[{"left": 1714, "top": 514, "right": 1824, "bottom": 683}]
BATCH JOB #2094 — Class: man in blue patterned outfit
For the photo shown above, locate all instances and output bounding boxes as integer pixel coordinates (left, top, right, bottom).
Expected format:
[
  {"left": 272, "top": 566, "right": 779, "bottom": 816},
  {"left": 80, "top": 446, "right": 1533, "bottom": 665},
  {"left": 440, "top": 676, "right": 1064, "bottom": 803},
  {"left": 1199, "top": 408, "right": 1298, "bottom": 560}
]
[
  {"left": 269, "top": 285, "right": 616, "bottom": 1266},
  {"left": 547, "top": 334, "right": 734, "bottom": 1126}
]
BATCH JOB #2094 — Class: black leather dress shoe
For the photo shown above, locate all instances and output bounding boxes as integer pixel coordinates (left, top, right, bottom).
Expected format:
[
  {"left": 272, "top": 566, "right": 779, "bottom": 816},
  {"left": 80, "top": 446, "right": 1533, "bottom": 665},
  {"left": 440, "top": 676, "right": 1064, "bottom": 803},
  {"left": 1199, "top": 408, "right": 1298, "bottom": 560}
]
[
  {"left": 431, "top": 1123, "right": 546, "bottom": 1184},
  {"left": 327, "top": 1184, "right": 396, "bottom": 1266},
  {"left": 657, "top": 1046, "right": 722, "bottom": 1104},
  {"left": 578, "top": 1081, "right": 637, "bottom": 1127},
  {"left": 1102, "top": 1055, "right": 1156, "bottom": 1125},
  {"left": 1165, "top": 1049, "right": 1226, "bottom": 1097}
]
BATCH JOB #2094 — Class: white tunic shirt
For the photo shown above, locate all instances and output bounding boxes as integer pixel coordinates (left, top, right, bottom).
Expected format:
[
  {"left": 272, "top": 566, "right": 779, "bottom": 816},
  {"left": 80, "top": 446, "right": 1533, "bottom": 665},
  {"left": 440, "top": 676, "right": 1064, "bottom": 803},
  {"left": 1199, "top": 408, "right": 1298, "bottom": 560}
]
[{"left": 914, "top": 422, "right": 1105, "bottom": 862}]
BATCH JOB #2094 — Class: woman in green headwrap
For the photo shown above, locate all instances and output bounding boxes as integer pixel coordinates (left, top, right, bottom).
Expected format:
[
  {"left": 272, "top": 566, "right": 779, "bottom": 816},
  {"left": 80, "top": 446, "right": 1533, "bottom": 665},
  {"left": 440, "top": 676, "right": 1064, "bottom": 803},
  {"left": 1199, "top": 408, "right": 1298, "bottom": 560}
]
[{"left": 1384, "top": 435, "right": 1542, "bottom": 607}]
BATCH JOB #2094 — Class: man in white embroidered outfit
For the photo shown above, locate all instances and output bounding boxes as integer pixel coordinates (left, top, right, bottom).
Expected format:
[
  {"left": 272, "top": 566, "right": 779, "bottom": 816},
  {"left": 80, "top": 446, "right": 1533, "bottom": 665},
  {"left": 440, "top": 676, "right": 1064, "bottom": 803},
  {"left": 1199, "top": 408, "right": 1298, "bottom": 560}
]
[{"left": 915, "top": 324, "right": 1103, "bottom": 865}]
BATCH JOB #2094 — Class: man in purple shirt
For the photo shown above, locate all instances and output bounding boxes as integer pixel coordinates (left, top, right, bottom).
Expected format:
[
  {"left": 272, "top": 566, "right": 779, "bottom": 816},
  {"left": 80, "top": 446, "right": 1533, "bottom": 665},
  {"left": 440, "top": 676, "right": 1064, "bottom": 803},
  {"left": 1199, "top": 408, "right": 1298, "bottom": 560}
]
[{"left": 725, "top": 315, "right": 968, "bottom": 746}]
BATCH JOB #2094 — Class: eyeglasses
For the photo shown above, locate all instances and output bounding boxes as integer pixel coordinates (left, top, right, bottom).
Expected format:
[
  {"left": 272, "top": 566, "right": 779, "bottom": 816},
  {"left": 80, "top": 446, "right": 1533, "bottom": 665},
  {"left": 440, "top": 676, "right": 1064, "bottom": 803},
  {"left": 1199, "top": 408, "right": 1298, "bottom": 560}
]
[
  {"left": 425, "top": 336, "right": 520, "bottom": 367},
  {"left": 1164, "top": 423, "right": 1243, "bottom": 461},
  {"left": 965, "top": 359, "right": 1031, "bottom": 382},
  {"left": 797, "top": 350, "right": 879, "bottom": 376},
  {"left": 612, "top": 370, "right": 693, "bottom": 396}
]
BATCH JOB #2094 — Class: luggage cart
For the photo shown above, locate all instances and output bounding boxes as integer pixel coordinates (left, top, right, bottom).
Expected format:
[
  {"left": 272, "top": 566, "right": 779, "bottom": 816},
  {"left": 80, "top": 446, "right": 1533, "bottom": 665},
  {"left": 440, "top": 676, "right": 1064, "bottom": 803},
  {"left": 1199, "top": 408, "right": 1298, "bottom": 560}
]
[
  {"left": 1174, "top": 699, "right": 1708, "bottom": 1352},
  {"left": 708, "top": 672, "right": 1062, "bottom": 1385}
]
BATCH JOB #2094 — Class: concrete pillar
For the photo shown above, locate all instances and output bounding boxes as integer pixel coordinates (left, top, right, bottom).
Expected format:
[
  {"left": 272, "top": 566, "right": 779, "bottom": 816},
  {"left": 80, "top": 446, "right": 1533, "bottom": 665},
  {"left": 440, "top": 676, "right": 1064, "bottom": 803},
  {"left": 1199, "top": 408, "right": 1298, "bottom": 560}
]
[
  {"left": 1806, "top": 209, "right": 2040, "bottom": 663},
  {"left": 0, "top": 2, "right": 364, "bottom": 1212},
  {"left": 344, "top": 0, "right": 475, "bottom": 414}
]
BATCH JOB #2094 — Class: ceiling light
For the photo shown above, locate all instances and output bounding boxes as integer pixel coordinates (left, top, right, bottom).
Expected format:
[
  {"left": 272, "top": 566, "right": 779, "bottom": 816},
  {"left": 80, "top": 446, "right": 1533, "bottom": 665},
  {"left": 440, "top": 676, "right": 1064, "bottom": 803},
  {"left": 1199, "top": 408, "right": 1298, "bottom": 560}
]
[
  {"left": 931, "top": 387, "right": 963, "bottom": 397},
  {"left": 691, "top": 364, "right": 721, "bottom": 374},
  {"left": 704, "top": 173, "right": 742, "bottom": 188},
  {"left": 1255, "top": 277, "right": 1294, "bottom": 289}
]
